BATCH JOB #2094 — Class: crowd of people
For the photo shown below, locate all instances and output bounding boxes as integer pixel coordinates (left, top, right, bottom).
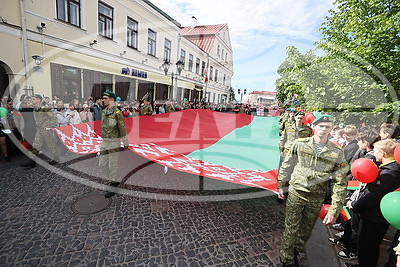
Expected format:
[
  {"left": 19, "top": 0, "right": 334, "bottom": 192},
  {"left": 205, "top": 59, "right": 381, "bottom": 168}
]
[
  {"left": 3, "top": 93, "right": 400, "bottom": 266},
  {"left": 278, "top": 108, "right": 400, "bottom": 267},
  {"left": 0, "top": 94, "right": 277, "bottom": 163}
]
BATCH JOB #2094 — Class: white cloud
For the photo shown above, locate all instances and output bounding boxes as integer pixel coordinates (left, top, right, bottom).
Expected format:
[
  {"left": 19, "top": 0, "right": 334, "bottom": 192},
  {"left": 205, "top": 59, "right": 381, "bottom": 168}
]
[{"left": 149, "top": 0, "right": 333, "bottom": 48}]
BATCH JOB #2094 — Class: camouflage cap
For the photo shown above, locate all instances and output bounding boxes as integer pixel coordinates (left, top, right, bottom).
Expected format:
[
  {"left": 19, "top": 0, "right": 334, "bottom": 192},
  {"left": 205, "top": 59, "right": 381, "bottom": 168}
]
[
  {"left": 312, "top": 114, "right": 334, "bottom": 125},
  {"left": 103, "top": 90, "right": 116, "bottom": 100}
]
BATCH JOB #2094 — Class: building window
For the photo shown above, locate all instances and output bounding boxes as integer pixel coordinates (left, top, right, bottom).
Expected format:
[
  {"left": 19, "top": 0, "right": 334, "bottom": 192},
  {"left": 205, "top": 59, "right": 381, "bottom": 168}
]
[
  {"left": 217, "top": 45, "right": 220, "bottom": 57},
  {"left": 98, "top": 2, "right": 113, "bottom": 39},
  {"left": 148, "top": 29, "right": 156, "bottom": 56},
  {"left": 223, "top": 74, "right": 226, "bottom": 85},
  {"left": 127, "top": 17, "right": 138, "bottom": 49},
  {"left": 201, "top": 61, "right": 206, "bottom": 76},
  {"left": 164, "top": 39, "right": 171, "bottom": 62},
  {"left": 51, "top": 63, "right": 82, "bottom": 103},
  {"left": 180, "top": 49, "right": 186, "bottom": 68},
  {"left": 221, "top": 49, "right": 224, "bottom": 58},
  {"left": 188, "top": 54, "right": 193, "bottom": 72},
  {"left": 215, "top": 69, "right": 218, "bottom": 82},
  {"left": 195, "top": 58, "right": 200, "bottom": 75},
  {"left": 56, "top": 0, "right": 81, "bottom": 27},
  {"left": 225, "top": 53, "right": 228, "bottom": 62},
  {"left": 210, "top": 66, "right": 213, "bottom": 81}
]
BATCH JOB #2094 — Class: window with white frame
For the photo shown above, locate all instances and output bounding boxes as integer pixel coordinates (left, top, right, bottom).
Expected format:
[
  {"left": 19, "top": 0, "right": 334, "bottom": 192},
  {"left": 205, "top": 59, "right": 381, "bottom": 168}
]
[
  {"left": 215, "top": 69, "right": 218, "bottom": 82},
  {"left": 201, "top": 61, "right": 206, "bottom": 76},
  {"left": 188, "top": 54, "right": 193, "bottom": 72},
  {"left": 148, "top": 29, "right": 156, "bottom": 56},
  {"left": 217, "top": 45, "right": 220, "bottom": 57},
  {"left": 98, "top": 2, "right": 113, "bottom": 39},
  {"left": 180, "top": 49, "right": 186, "bottom": 68},
  {"left": 225, "top": 53, "right": 228, "bottom": 62},
  {"left": 195, "top": 58, "right": 200, "bottom": 75},
  {"left": 210, "top": 66, "right": 213, "bottom": 81},
  {"left": 56, "top": 0, "right": 81, "bottom": 27},
  {"left": 223, "top": 74, "right": 226, "bottom": 85},
  {"left": 221, "top": 49, "right": 224, "bottom": 59},
  {"left": 164, "top": 39, "right": 171, "bottom": 62},
  {"left": 127, "top": 17, "right": 138, "bottom": 49}
]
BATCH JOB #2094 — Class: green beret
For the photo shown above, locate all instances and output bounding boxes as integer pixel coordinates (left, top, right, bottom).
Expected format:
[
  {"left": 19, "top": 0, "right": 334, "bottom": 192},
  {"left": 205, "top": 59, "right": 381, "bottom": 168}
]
[
  {"left": 33, "top": 94, "right": 43, "bottom": 100},
  {"left": 295, "top": 111, "right": 305, "bottom": 116},
  {"left": 103, "top": 90, "right": 116, "bottom": 100},
  {"left": 312, "top": 114, "right": 334, "bottom": 125}
]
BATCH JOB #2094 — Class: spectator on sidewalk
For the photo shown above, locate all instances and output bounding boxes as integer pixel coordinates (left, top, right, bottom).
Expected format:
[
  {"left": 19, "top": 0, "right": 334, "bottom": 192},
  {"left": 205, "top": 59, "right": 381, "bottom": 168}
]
[
  {"left": 80, "top": 104, "right": 93, "bottom": 123},
  {"left": 92, "top": 97, "right": 103, "bottom": 121},
  {"left": 348, "top": 139, "right": 400, "bottom": 267},
  {"left": 343, "top": 125, "right": 359, "bottom": 163},
  {"left": 65, "top": 103, "right": 81, "bottom": 125}
]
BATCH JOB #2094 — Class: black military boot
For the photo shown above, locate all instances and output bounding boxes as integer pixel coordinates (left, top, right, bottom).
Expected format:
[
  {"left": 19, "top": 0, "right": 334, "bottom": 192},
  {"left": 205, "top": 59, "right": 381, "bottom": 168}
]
[
  {"left": 105, "top": 182, "right": 120, "bottom": 198},
  {"left": 20, "top": 158, "right": 36, "bottom": 169}
]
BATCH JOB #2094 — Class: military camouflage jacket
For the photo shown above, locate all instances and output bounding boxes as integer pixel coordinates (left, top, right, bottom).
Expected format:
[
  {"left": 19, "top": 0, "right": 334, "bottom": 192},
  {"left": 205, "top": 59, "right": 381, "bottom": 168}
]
[
  {"left": 33, "top": 106, "right": 57, "bottom": 129},
  {"left": 140, "top": 104, "right": 153, "bottom": 115},
  {"left": 279, "top": 123, "right": 312, "bottom": 153},
  {"left": 165, "top": 104, "right": 175, "bottom": 113},
  {"left": 101, "top": 106, "right": 129, "bottom": 146},
  {"left": 278, "top": 137, "right": 347, "bottom": 217}
]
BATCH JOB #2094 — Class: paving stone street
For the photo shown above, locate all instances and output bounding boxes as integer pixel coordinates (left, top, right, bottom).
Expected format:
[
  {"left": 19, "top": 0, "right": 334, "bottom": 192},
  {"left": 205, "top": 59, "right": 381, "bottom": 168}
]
[{"left": 0, "top": 153, "right": 339, "bottom": 266}]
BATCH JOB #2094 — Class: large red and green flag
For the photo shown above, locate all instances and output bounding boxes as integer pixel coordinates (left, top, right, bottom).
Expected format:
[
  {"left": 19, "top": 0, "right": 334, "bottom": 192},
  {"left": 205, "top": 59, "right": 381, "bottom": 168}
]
[{"left": 54, "top": 109, "right": 280, "bottom": 191}]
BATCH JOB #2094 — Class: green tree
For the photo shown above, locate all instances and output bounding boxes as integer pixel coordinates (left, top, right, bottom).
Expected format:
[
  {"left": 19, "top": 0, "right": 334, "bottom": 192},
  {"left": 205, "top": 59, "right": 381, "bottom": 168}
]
[{"left": 318, "top": 0, "right": 400, "bottom": 99}]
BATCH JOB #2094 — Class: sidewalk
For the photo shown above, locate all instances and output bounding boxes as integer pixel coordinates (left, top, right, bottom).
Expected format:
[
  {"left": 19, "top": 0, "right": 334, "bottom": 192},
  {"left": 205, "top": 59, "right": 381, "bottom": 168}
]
[{"left": 2, "top": 154, "right": 393, "bottom": 266}]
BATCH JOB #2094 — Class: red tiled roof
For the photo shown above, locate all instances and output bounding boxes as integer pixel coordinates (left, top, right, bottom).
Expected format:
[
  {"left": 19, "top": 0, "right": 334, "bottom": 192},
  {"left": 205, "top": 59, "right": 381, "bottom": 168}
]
[
  {"left": 184, "top": 36, "right": 215, "bottom": 53},
  {"left": 180, "top": 24, "right": 227, "bottom": 53},
  {"left": 180, "top": 24, "right": 226, "bottom": 36},
  {"left": 251, "top": 91, "right": 277, "bottom": 95}
]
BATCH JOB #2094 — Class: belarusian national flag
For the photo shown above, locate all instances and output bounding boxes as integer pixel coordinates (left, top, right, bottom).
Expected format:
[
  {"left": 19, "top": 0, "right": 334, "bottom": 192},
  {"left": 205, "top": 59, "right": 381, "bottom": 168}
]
[{"left": 54, "top": 109, "right": 280, "bottom": 192}]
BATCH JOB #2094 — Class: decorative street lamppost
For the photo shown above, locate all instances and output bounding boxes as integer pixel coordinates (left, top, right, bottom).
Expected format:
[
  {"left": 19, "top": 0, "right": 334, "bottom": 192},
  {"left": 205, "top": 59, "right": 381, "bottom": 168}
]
[{"left": 162, "top": 60, "right": 184, "bottom": 100}]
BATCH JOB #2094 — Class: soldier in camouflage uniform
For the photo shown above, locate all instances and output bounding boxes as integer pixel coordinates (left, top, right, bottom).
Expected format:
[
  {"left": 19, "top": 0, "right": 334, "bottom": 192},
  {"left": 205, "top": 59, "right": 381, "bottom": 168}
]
[
  {"left": 140, "top": 93, "right": 153, "bottom": 116},
  {"left": 279, "top": 108, "right": 295, "bottom": 136},
  {"left": 100, "top": 90, "right": 129, "bottom": 198},
  {"left": 279, "top": 111, "right": 312, "bottom": 155},
  {"left": 21, "top": 94, "right": 60, "bottom": 168},
  {"left": 277, "top": 115, "right": 347, "bottom": 267},
  {"left": 165, "top": 100, "right": 175, "bottom": 113}
]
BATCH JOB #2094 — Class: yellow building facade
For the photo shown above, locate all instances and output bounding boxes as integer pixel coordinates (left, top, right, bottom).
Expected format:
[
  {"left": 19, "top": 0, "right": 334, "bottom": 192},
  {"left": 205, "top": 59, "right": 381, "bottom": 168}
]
[{"left": 0, "top": 0, "right": 233, "bottom": 104}]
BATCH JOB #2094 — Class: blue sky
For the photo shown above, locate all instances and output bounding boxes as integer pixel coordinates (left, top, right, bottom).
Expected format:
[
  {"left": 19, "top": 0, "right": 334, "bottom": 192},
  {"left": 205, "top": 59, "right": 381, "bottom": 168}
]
[{"left": 150, "top": 0, "right": 335, "bottom": 95}]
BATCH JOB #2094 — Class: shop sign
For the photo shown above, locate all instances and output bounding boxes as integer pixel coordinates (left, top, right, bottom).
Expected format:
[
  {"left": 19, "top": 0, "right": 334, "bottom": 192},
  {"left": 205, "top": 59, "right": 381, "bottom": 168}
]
[{"left": 121, "top": 67, "right": 147, "bottom": 78}]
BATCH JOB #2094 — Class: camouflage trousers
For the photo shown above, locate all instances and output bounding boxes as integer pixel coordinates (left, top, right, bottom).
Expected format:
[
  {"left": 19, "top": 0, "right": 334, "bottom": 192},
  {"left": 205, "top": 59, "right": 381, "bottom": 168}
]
[
  {"left": 280, "top": 190, "right": 324, "bottom": 264},
  {"left": 30, "top": 129, "right": 59, "bottom": 160},
  {"left": 99, "top": 139, "right": 121, "bottom": 182}
]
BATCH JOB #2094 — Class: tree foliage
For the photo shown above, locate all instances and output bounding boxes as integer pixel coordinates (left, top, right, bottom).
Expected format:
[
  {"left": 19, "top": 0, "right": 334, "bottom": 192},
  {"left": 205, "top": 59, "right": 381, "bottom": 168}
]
[{"left": 275, "top": 0, "right": 400, "bottom": 125}]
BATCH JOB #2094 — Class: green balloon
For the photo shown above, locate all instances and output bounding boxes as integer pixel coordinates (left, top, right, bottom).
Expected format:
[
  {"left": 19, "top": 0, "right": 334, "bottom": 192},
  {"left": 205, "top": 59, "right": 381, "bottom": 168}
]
[
  {"left": 380, "top": 191, "right": 400, "bottom": 230},
  {"left": 0, "top": 107, "right": 8, "bottom": 118}
]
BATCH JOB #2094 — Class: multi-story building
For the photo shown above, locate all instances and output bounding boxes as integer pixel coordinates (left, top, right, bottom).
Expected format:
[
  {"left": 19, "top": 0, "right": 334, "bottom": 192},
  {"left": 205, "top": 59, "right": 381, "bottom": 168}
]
[
  {"left": 243, "top": 91, "right": 277, "bottom": 106},
  {"left": 0, "top": 0, "right": 233, "bottom": 104}
]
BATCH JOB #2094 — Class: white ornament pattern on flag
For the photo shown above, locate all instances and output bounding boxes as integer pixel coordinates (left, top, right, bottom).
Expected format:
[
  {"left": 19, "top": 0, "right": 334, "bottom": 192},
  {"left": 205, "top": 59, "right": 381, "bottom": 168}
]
[{"left": 54, "top": 124, "right": 277, "bottom": 191}]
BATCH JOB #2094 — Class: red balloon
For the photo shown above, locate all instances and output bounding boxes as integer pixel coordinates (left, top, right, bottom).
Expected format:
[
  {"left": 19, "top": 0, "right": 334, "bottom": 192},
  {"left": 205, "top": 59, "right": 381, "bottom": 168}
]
[
  {"left": 394, "top": 145, "right": 400, "bottom": 165},
  {"left": 319, "top": 204, "right": 331, "bottom": 220},
  {"left": 395, "top": 187, "right": 400, "bottom": 192},
  {"left": 351, "top": 158, "right": 378, "bottom": 183},
  {"left": 20, "top": 140, "right": 32, "bottom": 151}
]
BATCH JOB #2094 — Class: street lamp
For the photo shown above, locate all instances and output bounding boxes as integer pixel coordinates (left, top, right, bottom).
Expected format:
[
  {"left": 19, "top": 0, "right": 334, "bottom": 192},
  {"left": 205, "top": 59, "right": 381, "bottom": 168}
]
[
  {"left": 238, "top": 88, "right": 246, "bottom": 103},
  {"left": 162, "top": 60, "right": 184, "bottom": 100}
]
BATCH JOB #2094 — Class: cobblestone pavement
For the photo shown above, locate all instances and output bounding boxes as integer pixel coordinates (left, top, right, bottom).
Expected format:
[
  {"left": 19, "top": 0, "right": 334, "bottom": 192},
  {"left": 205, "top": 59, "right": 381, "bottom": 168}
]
[{"left": 0, "top": 154, "right": 297, "bottom": 266}]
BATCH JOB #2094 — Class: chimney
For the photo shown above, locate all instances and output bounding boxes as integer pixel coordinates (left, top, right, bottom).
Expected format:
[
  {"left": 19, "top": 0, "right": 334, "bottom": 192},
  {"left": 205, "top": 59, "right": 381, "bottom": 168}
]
[{"left": 191, "top": 16, "right": 197, "bottom": 28}]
